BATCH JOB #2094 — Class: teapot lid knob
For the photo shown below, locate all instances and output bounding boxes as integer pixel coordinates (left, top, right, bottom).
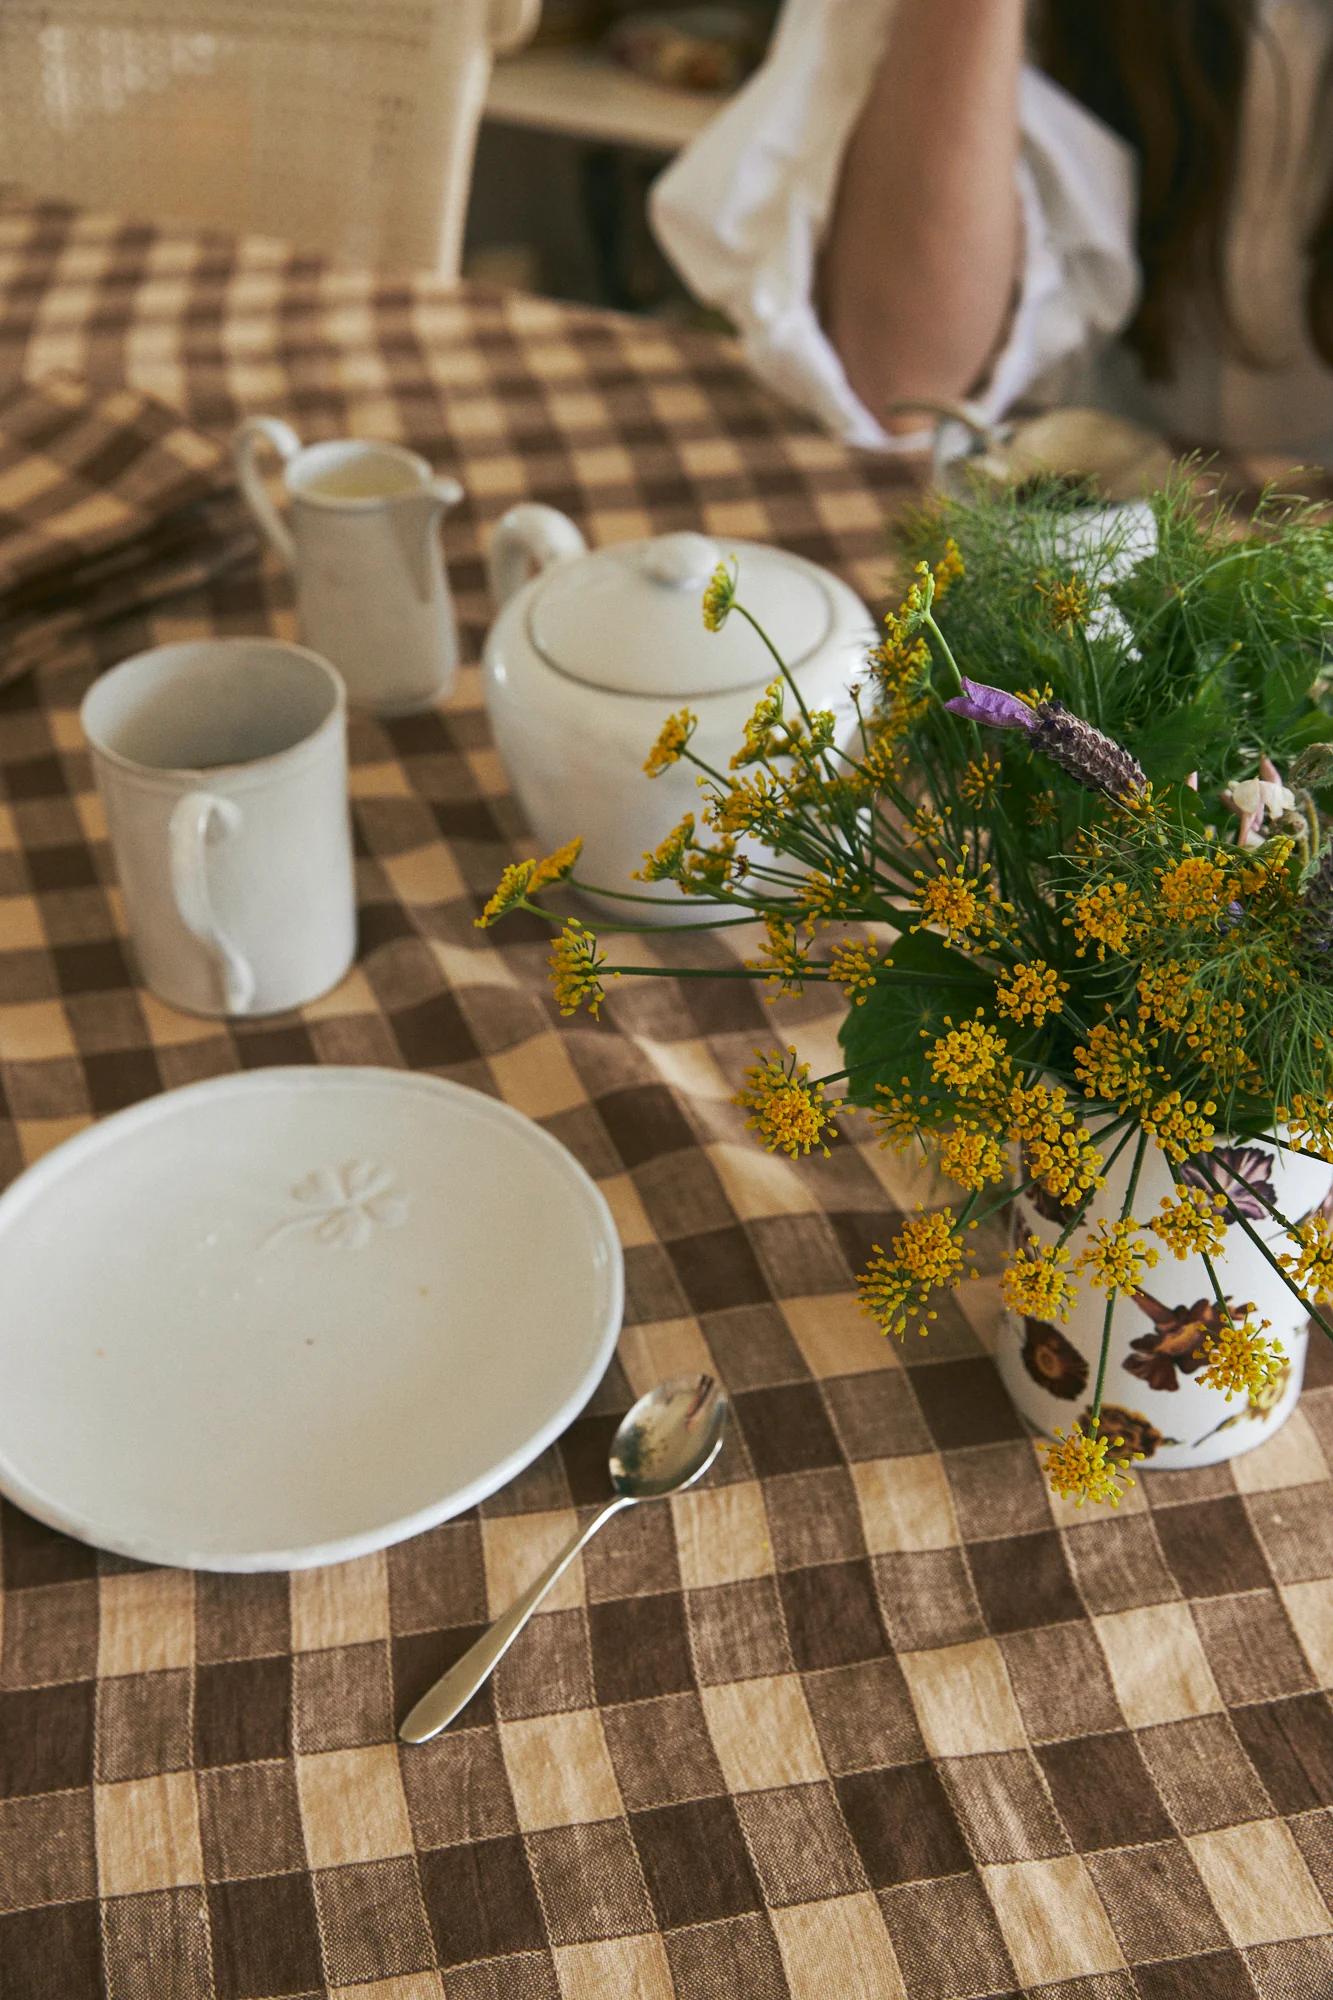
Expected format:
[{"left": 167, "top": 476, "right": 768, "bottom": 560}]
[{"left": 639, "top": 531, "right": 721, "bottom": 589}]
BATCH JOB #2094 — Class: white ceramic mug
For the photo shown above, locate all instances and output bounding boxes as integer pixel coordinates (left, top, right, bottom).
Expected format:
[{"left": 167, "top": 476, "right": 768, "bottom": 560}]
[
  {"left": 81, "top": 640, "right": 356, "bottom": 1018},
  {"left": 233, "top": 419, "right": 463, "bottom": 715}
]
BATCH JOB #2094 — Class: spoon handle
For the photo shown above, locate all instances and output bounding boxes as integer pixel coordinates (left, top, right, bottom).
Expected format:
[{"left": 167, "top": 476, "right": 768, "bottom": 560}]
[{"left": 399, "top": 1494, "right": 635, "bottom": 1742}]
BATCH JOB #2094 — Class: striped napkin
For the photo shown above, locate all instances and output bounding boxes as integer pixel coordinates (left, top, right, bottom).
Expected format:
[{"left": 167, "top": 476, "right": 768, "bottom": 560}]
[{"left": 0, "top": 372, "right": 255, "bottom": 685}]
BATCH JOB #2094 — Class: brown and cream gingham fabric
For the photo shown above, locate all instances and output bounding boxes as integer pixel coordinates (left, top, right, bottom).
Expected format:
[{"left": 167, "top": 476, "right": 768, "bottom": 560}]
[
  {"left": 0, "top": 191, "right": 1331, "bottom": 2000},
  {"left": 0, "top": 369, "right": 254, "bottom": 686}
]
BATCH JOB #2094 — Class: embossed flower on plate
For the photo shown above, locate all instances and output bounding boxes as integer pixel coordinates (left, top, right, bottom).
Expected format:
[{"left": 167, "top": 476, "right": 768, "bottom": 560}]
[{"left": 267, "top": 1160, "right": 409, "bottom": 1250}]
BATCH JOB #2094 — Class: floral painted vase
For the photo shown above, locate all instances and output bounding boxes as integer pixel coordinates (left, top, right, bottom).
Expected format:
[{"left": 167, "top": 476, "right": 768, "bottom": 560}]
[{"left": 996, "top": 1132, "right": 1333, "bottom": 1471}]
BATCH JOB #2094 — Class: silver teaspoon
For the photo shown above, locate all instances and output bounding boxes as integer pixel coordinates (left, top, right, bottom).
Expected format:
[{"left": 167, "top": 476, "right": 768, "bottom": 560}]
[{"left": 399, "top": 1373, "right": 728, "bottom": 1743}]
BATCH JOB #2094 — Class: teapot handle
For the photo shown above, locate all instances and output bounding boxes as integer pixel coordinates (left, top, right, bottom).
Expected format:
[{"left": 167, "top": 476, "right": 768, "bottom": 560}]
[
  {"left": 488, "top": 504, "right": 587, "bottom": 608},
  {"left": 233, "top": 417, "right": 301, "bottom": 568}
]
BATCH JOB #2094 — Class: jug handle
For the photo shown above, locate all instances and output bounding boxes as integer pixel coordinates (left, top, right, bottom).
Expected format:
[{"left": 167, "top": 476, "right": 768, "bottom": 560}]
[
  {"left": 233, "top": 417, "right": 301, "bottom": 567},
  {"left": 488, "top": 504, "right": 587, "bottom": 608}
]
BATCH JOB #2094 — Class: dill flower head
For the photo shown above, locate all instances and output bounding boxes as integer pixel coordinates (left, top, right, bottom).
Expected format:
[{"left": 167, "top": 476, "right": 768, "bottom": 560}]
[
  {"left": 1043, "top": 1421, "right": 1142, "bottom": 1508},
  {"left": 527, "top": 837, "right": 583, "bottom": 894},
  {"left": 909, "top": 803, "right": 949, "bottom": 847},
  {"left": 1279, "top": 1215, "right": 1333, "bottom": 1302},
  {"left": 995, "top": 959, "right": 1067, "bottom": 1028},
  {"left": 959, "top": 754, "right": 1002, "bottom": 807},
  {"left": 644, "top": 707, "right": 699, "bottom": 777},
  {"left": 1200, "top": 1314, "right": 1284, "bottom": 1402},
  {"left": 1142, "top": 1090, "right": 1217, "bottom": 1165},
  {"left": 475, "top": 858, "right": 534, "bottom": 928},
  {"left": 751, "top": 916, "right": 812, "bottom": 1000},
  {"left": 858, "top": 1206, "right": 972, "bottom": 1339},
  {"left": 1149, "top": 1186, "right": 1228, "bottom": 1259},
  {"left": 633, "top": 814, "right": 695, "bottom": 882},
  {"left": 1074, "top": 1018, "right": 1158, "bottom": 1112},
  {"left": 937, "top": 1123, "right": 1007, "bottom": 1192},
  {"left": 548, "top": 919, "right": 610, "bottom": 1018},
  {"left": 702, "top": 562, "right": 737, "bottom": 632},
  {"left": 828, "top": 938, "right": 881, "bottom": 1006},
  {"left": 1067, "top": 882, "right": 1142, "bottom": 960},
  {"left": 932, "top": 535, "right": 965, "bottom": 599},
  {"left": 1075, "top": 1218, "right": 1159, "bottom": 1295},
  {"left": 1035, "top": 571, "right": 1092, "bottom": 630},
  {"left": 913, "top": 861, "right": 992, "bottom": 948},
  {"left": 869, "top": 1082, "right": 930, "bottom": 1154},
  {"left": 731, "top": 680, "right": 784, "bottom": 769},
  {"left": 925, "top": 1012, "right": 1010, "bottom": 1097},
  {"left": 1281, "top": 1095, "right": 1333, "bottom": 1163},
  {"left": 1001, "top": 1237, "right": 1076, "bottom": 1322},
  {"left": 735, "top": 1046, "right": 842, "bottom": 1159},
  {"left": 1156, "top": 853, "right": 1232, "bottom": 930}
]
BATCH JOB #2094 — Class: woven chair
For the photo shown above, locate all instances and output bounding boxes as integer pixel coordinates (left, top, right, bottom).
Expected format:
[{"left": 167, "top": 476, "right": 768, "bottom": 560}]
[{"left": 0, "top": 0, "right": 541, "bottom": 278}]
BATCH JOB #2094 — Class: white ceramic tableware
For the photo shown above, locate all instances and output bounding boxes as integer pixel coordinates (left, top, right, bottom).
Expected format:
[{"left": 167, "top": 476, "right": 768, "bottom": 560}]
[
  {"left": 482, "top": 510, "right": 876, "bottom": 920},
  {"left": 233, "top": 417, "right": 463, "bottom": 714},
  {"left": 0, "top": 1067, "right": 624, "bottom": 1571},
  {"left": 81, "top": 638, "right": 356, "bottom": 1018}
]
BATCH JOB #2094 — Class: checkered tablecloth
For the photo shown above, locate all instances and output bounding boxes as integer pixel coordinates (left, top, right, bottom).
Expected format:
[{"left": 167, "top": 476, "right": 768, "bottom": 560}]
[{"left": 1, "top": 191, "right": 1331, "bottom": 2000}]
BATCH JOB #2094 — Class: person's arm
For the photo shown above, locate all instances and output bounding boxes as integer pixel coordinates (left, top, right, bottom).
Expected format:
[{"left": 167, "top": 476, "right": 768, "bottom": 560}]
[{"left": 822, "top": 0, "right": 1027, "bottom": 431}]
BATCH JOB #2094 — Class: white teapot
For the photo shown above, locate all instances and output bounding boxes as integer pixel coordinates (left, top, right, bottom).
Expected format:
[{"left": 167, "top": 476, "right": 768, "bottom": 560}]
[{"left": 482, "top": 508, "right": 875, "bottom": 920}]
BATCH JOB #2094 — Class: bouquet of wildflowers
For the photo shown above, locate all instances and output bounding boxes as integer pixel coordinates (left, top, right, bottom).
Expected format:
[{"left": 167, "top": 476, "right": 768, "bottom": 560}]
[{"left": 479, "top": 478, "right": 1333, "bottom": 1506}]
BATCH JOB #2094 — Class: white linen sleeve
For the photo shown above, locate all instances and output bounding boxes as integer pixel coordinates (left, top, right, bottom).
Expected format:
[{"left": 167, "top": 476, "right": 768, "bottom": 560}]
[{"left": 649, "top": 5, "right": 1142, "bottom": 450}]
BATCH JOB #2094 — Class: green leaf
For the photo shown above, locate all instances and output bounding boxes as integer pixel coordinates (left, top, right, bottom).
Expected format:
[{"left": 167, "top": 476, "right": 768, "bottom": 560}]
[{"left": 838, "top": 933, "right": 989, "bottom": 1109}]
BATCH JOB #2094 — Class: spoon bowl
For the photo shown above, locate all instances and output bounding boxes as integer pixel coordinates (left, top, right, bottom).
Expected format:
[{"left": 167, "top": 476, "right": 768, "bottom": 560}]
[{"left": 609, "top": 1373, "right": 728, "bottom": 1499}]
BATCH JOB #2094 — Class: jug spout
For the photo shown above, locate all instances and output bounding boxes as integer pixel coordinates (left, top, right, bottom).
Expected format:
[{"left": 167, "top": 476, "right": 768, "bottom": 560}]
[{"left": 389, "top": 476, "right": 463, "bottom": 604}]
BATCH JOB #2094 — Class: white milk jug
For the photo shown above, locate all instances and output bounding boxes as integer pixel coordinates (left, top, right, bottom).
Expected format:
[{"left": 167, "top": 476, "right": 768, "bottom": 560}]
[{"left": 234, "top": 419, "right": 463, "bottom": 715}]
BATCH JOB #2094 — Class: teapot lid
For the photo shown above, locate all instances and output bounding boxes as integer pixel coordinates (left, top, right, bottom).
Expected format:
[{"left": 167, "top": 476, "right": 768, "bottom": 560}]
[{"left": 526, "top": 532, "right": 835, "bottom": 698}]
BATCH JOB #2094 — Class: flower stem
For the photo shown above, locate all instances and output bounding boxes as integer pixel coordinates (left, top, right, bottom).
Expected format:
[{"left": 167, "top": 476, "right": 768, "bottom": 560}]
[{"left": 1089, "top": 1129, "right": 1149, "bottom": 1424}]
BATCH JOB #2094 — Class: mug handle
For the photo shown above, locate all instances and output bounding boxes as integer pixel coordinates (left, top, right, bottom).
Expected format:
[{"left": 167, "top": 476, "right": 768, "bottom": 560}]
[
  {"left": 232, "top": 416, "right": 301, "bottom": 567},
  {"left": 168, "top": 793, "right": 257, "bottom": 1015}
]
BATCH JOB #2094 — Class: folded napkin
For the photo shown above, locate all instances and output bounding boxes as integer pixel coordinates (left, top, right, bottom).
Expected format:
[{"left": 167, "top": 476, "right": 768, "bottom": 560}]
[{"left": 0, "top": 373, "right": 256, "bottom": 685}]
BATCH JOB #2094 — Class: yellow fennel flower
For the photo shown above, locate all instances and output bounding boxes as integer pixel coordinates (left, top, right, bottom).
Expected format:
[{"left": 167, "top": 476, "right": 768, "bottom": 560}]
[
  {"left": 869, "top": 1083, "right": 931, "bottom": 1154},
  {"left": 859, "top": 1207, "right": 973, "bottom": 1340},
  {"left": 828, "top": 938, "right": 881, "bottom": 1007},
  {"left": 633, "top": 814, "right": 695, "bottom": 882},
  {"left": 932, "top": 535, "right": 965, "bottom": 600},
  {"left": 548, "top": 920, "right": 610, "bottom": 1019},
  {"left": 959, "top": 754, "right": 1002, "bottom": 807},
  {"left": 644, "top": 707, "right": 698, "bottom": 777},
  {"left": 702, "top": 561, "right": 737, "bottom": 631},
  {"left": 913, "top": 861, "right": 992, "bottom": 948},
  {"left": 475, "top": 859, "right": 534, "bottom": 928},
  {"left": 1279, "top": 1215, "right": 1333, "bottom": 1302},
  {"left": 925, "top": 1012, "right": 1011, "bottom": 1097},
  {"left": 527, "top": 837, "right": 583, "bottom": 894},
  {"left": 1141, "top": 1090, "right": 1217, "bottom": 1164},
  {"left": 1075, "top": 1218, "right": 1159, "bottom": 1296},
  {"left": 1035, "top": 572, "right": 1092, "bottom": 631},
  {"left": 1005, "top": 1080, "right": 1105, "bottom": 1210},
  {"left": 1073, "top": 1018, "right": 1158, "bottom": 1112},
  {"left": 1149, "top": 1187, "right": 1228, "bottom": 1259},
  {"left": 1200, "top": 1315, "right": 1284, "bottom": 1402},
  {"left": 908, "top": 803, "right": 949, "bottom": 846},
  {"left": 735, "top": 1047, "right": 842, "bottom": 1159},
  {"left": 1043, "top": 1422, "right": 1142, "bottom": 1507},
  {"left": 1067, "top": 882, "right": 1142, "bottom": 960},
  {"left": 1156, "top": 852, "right": 1231, "bottom": 929},
  {"left": 996, "top": 960, "right": 1067, "bottom": 1028},
  {"left": 938, "top": 1124, "right": 1007, "bottom": 1192},
  {"left": 1001, "top": 1238, "right": 1076, "bottom": 1322},
  {"left": 751, "top": 916, "right": 811, "bottom": 1000}
]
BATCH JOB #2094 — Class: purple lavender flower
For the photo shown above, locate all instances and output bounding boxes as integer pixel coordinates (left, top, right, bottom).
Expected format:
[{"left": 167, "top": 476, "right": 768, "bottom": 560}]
[
  {"left": 946, "top": 678, "right": 1146, "bottom": 802},
  {"left": 946, "top": 679, "right": 1038, "bottom": 731}
]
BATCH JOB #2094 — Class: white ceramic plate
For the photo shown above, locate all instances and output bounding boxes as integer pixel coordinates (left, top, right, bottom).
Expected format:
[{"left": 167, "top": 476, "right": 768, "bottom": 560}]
[{"left": 0, "top": 1067, "right": 623, "bottom": 1571}]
